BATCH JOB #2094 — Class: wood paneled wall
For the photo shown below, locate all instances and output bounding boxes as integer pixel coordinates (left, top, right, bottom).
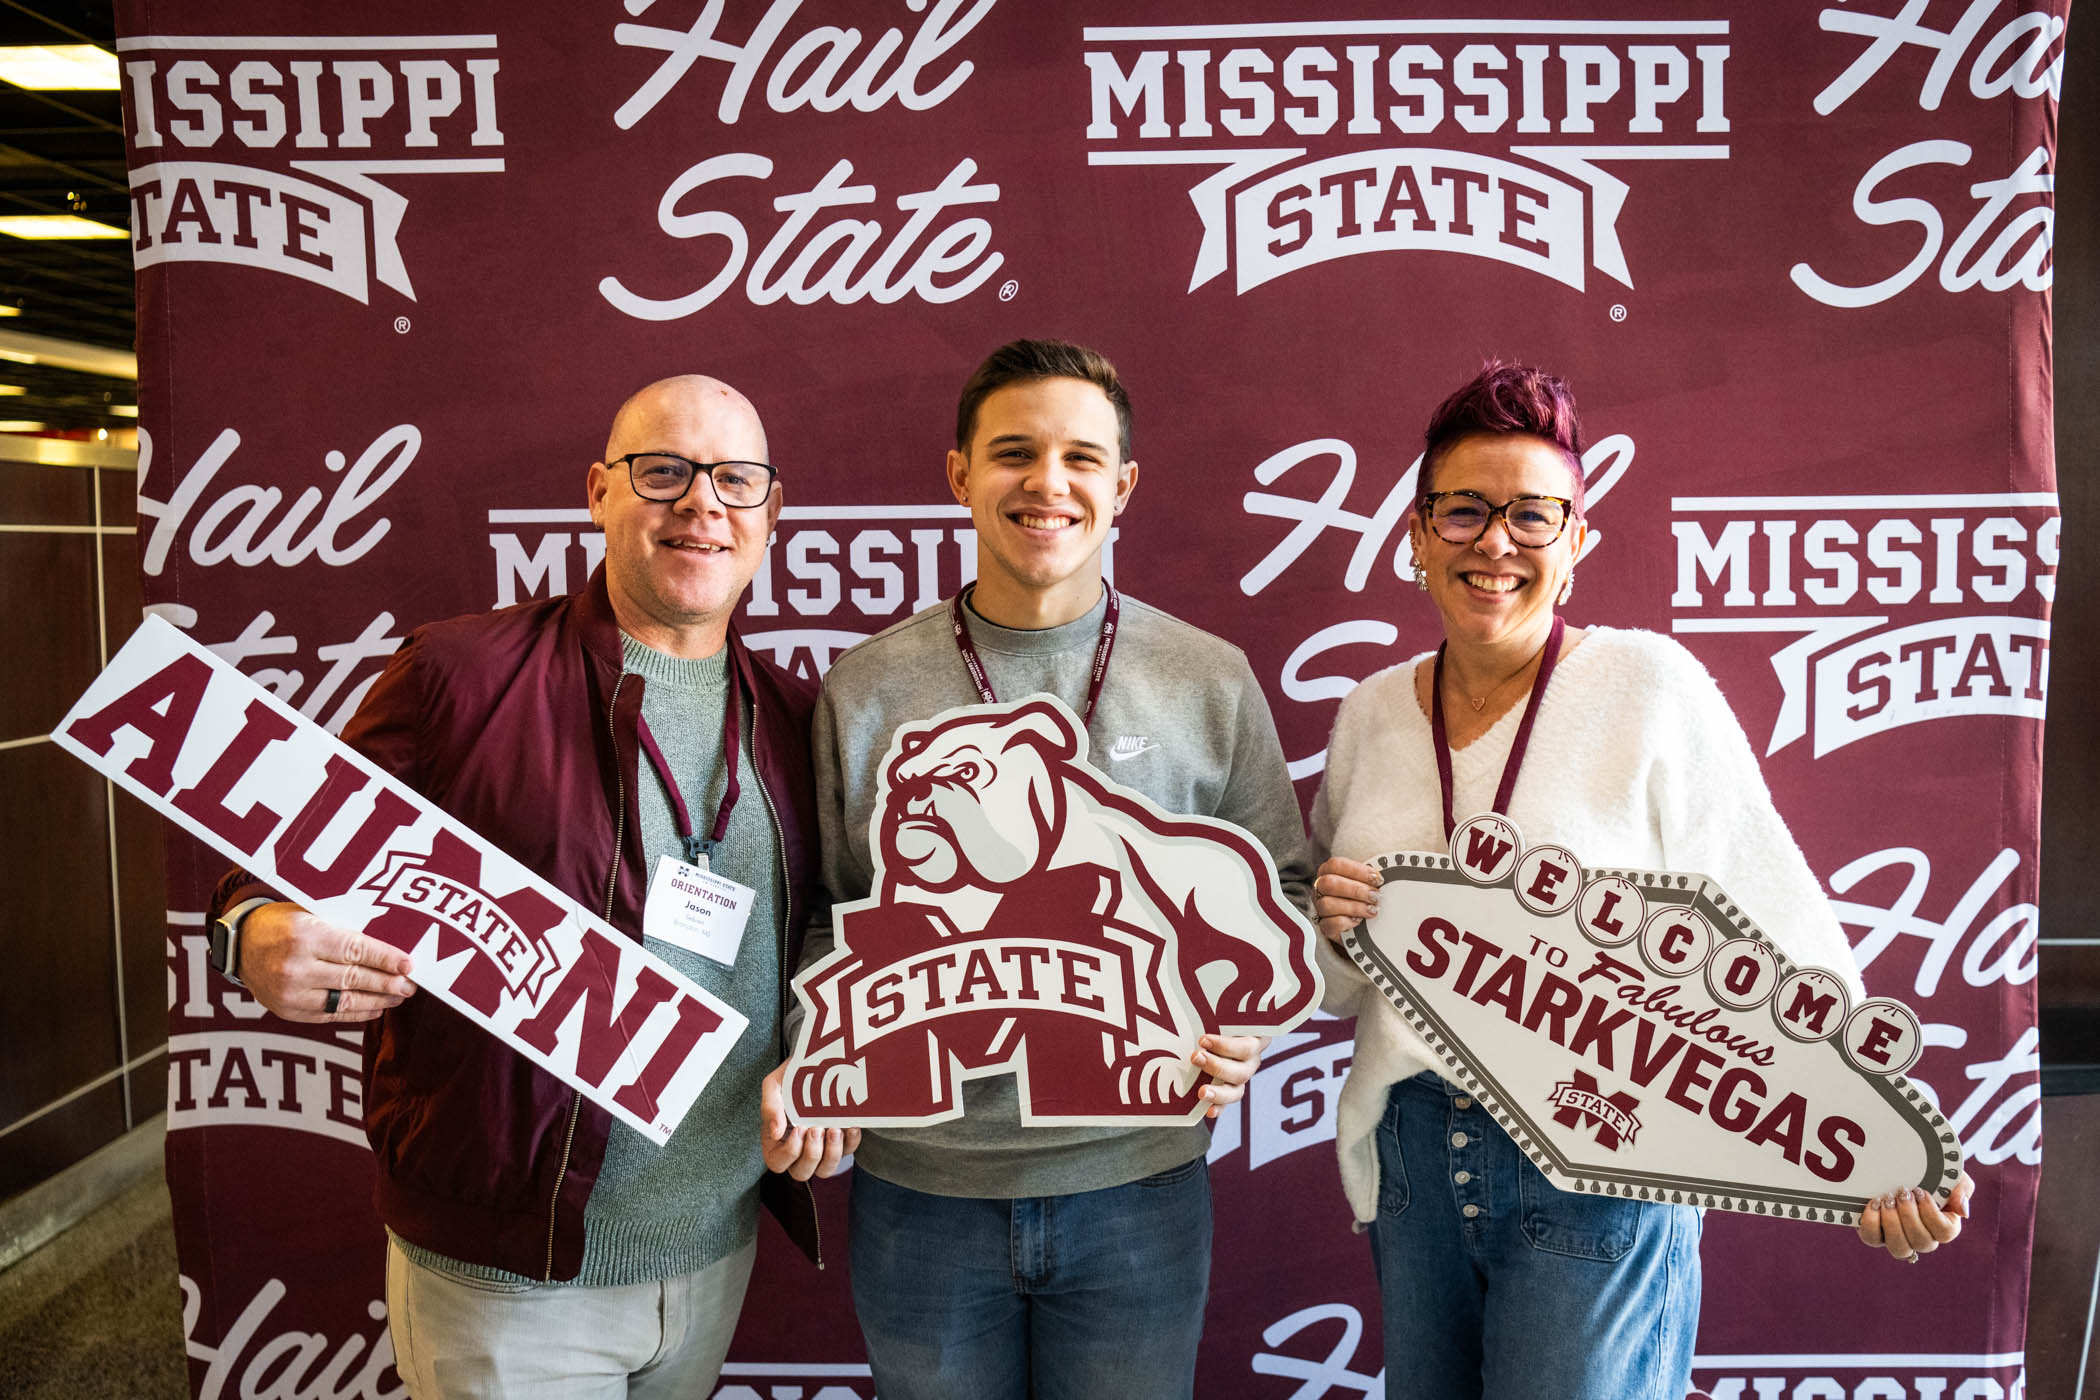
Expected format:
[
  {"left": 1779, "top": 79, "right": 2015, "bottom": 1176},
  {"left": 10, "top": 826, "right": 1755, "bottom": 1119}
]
[{"left": 0, "top": 451, "right": 165, "bottom": 1201}]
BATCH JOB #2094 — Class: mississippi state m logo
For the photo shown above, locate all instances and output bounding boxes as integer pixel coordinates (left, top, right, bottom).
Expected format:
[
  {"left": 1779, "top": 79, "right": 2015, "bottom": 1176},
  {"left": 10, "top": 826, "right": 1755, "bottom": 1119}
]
[
  {"left": 1548, "top": 1071, "right": 1641, "bottom": 1152},
  {"left": 359, "top": 832, "right": 564, "bottom": 1016},
  {"left": 787, "top": 696, "right": 1321, "bottom": 1126}
]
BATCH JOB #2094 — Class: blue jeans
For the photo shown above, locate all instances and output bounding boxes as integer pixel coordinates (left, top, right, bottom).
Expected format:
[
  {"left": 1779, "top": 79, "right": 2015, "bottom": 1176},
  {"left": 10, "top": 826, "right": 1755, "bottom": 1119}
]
[
  {"left": 1369, "top": 1073, "right": 1701, "bottom": 1400},
  {"left": 848, "top": 1159, "right": 1212, "bottom": 1400}
]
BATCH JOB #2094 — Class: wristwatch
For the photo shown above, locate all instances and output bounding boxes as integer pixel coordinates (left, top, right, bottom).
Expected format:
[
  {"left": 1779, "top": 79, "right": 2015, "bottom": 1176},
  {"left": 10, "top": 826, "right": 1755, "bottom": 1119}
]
[{"left": 210, "top": 897, "right": 271, "bottom": 986}]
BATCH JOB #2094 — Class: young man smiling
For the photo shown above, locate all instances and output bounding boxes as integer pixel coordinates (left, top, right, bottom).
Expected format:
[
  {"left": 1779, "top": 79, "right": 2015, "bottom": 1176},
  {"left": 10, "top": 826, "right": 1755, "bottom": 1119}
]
[{"left": 768, "top": 339, "right": 1314, "bottom": 1399}]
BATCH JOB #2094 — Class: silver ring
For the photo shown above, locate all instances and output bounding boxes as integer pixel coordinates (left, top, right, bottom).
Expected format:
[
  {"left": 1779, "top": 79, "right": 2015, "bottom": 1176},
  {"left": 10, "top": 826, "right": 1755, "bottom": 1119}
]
[
  {"left": 1901, "top": 1253, "right": 1918, "bottom": 1264},
  {"left": 324, "top": 988, "right": 342, "bottom": 1014}
]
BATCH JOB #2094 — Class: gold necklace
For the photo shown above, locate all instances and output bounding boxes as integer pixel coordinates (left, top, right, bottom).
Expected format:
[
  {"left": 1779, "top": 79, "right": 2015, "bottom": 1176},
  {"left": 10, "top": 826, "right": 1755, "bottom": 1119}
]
[{"left": 1447, "top": 644, "right": 1546, "bottom": 713}]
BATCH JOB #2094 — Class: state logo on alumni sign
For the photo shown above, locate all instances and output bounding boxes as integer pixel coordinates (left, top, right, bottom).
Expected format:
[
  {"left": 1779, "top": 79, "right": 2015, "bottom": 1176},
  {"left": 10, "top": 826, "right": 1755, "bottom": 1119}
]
[
  {"left": 787, "top": 696, "right": 1321, "bottom": 1126},
  {"left": 1347, "top": 815, "right": 1962, "bottom": 1222}
]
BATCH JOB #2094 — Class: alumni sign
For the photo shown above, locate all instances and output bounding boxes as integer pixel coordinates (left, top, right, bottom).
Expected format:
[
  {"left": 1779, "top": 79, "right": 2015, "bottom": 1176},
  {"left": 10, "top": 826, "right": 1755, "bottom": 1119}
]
[
  {"left": 57, "top": 618, "right": 745, "bottom": 1143},
  {"left": 1348, "top": 815, "right": 1962, "bottom": 1221}
]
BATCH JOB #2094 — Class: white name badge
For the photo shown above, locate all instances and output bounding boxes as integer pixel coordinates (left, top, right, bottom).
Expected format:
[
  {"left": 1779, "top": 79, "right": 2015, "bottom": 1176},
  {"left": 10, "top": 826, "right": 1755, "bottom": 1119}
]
[{"left": 645, "top": 856, "right": 755, "bottom": 966}]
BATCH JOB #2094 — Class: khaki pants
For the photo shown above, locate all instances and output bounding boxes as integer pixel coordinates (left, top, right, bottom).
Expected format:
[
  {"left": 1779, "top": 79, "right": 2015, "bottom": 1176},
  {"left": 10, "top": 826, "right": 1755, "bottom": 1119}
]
[{"left": 385, "top": 1235, "right": 757, "bottom": 1399}]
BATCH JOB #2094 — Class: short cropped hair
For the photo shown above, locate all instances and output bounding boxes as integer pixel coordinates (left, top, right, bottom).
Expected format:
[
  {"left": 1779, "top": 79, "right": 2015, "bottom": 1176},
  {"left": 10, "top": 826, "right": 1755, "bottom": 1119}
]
[
  {"left": 955, "top": 339, "right": 1133, "bottom": 461},
  {"left": 1421, "top": 359, "right": 1586, "bottom": 515}
]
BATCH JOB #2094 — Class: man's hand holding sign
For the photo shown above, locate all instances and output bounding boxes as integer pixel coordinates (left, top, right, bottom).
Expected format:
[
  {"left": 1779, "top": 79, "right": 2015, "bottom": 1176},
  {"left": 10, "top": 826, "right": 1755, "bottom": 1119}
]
[
  {"left": 759, "top": 1060, "right": 860, "bottom": 1180},
  {"left": 232, "top": 901, "right": 417, "bottom": 1023}
]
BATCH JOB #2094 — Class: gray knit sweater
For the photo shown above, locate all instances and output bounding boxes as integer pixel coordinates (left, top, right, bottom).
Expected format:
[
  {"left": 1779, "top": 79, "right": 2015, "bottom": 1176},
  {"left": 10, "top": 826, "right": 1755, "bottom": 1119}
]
[
  {"left": 401, "top": 635, "right": 782, "bottom": 1286},
  {"left": 806, "top": 588, "right": 1314, "bottom": 1198}
]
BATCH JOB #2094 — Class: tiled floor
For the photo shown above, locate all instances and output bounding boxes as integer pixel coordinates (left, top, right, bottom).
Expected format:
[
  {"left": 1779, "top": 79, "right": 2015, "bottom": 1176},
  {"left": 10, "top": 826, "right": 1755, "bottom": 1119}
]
[{"left": 0, "top": 1173, "right": 185, "bottom": 1399}]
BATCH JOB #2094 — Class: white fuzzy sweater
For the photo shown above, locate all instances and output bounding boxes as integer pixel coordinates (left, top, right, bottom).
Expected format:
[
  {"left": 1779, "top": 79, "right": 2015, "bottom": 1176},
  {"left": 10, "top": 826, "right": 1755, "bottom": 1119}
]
[{"left": 1311, "top": 627, "right": 1865, "bottom": 1225}]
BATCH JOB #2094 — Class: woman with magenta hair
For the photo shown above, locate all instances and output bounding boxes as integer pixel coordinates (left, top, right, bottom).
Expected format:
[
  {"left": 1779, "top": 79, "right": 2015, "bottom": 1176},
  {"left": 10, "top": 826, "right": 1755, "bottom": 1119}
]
[{"left": 1308, "top": 361, "right": 1974, "bottom": 1399}]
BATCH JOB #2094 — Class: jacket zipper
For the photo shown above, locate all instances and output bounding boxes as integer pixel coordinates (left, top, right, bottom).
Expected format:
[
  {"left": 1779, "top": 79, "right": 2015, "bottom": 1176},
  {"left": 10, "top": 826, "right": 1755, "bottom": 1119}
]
[
  {"left": 545, "top": 670, "right": 630, "bottom": 1281},
  {"left": 749, "top": 688, "right": 823, "bottom": 1269}
]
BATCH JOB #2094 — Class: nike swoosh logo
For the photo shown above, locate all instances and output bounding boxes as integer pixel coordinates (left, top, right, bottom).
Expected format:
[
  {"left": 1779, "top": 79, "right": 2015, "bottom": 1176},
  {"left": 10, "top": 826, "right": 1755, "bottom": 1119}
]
[{"left": 1108, "top": 740, "right": 1160, "bottom": 762}]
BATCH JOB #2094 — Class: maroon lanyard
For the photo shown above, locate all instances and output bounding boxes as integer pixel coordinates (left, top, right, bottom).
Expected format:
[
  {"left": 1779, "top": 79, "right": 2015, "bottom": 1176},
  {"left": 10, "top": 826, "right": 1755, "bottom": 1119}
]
[
  {"left": 949, "top": 582, "right": 1121, "bottom": 725},
  {"left": 1431, "top": 615, "right": 1566, "bottom": 843},
  {"left": 635, "top": 677, "right": 742, "bottom": 867}
]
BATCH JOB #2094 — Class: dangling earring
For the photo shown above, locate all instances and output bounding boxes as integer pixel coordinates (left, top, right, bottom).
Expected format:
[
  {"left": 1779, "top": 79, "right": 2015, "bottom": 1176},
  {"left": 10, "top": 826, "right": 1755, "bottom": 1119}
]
[
  {"left": 1415, "top": 568, "right": 1429, "bottom": 593},
  {"left": 1557, "top": 572, "right": 1575, "bottom": 606}
]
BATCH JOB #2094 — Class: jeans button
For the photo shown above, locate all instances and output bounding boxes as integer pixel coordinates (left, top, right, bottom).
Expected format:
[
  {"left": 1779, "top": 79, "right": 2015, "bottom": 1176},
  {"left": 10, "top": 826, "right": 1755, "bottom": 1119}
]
[
  {"left": 1451, "top": 1131, "right": 1469, "bottom": 1148},
  {"left": 1453, "top": 1171, "right": 1471, "bottom": 1185},
  {"left": 1455, "top": 1096, "right": 1473, "bottom": 1109},
  {"left": 1462, "top": 1204, "right": 1481, "bottom": 1219}
]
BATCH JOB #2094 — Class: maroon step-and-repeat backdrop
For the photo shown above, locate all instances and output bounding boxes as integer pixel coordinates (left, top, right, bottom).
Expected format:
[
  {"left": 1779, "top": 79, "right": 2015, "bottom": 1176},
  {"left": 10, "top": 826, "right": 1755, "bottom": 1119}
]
[{"left": 118, "top": 2, "right": 2057, "bottom": 1396}]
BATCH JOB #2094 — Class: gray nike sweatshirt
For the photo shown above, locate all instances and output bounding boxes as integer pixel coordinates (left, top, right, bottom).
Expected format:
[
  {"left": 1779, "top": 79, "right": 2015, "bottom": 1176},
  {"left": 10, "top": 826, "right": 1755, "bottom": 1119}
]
[{"left": 803, "top": 587, "right": 1314, "bottom": 1198}]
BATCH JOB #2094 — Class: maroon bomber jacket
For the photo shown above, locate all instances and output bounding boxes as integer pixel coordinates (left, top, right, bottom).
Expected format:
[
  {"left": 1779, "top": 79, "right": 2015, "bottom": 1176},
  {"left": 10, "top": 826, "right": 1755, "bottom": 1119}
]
[{"left": 213, "top": 565, "right": 823, "bottom": 1278}]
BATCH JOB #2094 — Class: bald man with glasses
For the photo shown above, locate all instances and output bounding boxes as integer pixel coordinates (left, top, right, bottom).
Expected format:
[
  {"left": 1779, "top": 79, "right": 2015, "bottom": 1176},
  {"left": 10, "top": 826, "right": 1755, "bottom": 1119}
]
[{"left": 206, "top": 375, "right": 854, "bottom": 1397}]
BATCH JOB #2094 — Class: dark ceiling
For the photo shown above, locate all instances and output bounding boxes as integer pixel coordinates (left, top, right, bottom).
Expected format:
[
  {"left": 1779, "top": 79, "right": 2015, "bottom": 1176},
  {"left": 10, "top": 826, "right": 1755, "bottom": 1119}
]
[{"left": 0, "top": 0, "right": 134, "bottom": 432}]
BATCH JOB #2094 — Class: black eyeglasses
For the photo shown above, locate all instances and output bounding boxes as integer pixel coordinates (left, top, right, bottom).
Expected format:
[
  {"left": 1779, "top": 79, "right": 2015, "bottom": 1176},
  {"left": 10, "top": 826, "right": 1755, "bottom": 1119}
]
[
  {"left": 611, "top": 453, "right": 777, "bottom": 509},
  {"left": 1420, "top": 491, "right": 1574, "bottom": 547}
]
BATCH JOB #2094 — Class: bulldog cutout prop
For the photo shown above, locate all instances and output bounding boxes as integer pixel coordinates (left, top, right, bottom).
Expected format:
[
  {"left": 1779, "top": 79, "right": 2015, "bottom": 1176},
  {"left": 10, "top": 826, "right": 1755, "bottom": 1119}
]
[
  {"left": 1345, "top": 814, "right": 1963, "bottom": 1224},
  {"left": 787, "top": 696, "right": 1322, "bottom": 1127},
  {"left": 54, "top": 617, "right": 746, "bottom": 1143}
]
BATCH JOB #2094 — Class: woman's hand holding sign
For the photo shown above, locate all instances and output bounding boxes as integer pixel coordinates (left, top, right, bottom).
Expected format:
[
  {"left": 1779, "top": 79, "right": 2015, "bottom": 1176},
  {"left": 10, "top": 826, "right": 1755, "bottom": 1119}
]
[
  {"left": 1857, "top": 1172, "right": 1975, "bottom": 1262},
  {"left": 1311, "top": 857, "right": 1383, "bottom": 944}
]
